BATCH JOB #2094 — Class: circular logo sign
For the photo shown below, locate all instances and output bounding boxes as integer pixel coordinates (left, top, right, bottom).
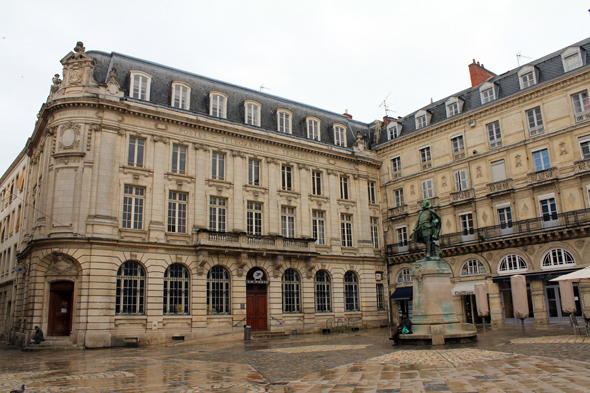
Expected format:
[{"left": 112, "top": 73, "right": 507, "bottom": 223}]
[{"left": 253, "top": 270, "right": 264, "bottom": 280}]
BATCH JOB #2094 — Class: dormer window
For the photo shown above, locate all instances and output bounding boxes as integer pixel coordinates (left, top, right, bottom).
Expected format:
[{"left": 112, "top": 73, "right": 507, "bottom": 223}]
[
  {"left": 387, "top": 122, "right": 401, "bottom": 140},
  {"left": 277, "top": 109, "right": 292, "bottom": 133},
  {"left": 445, "top": 97, "right": 463, "bottom": 118},
  {"left": 307, "top": 117, "right": 321, "bottom": 141},
  {"left": 518, "top": 65, "right": 538, "bottom": 89},
  {"left": 414, "top": 110, "right": 431, "bottom": 130},
  {"left": 209, "top": 92, "right": 227, "bottom": 119},
  {"left": 479, "top": 81, "right": 498, "bottom": 104},
  {"left": 561, "top": 46, "right": 585, "bottom": 72},
  {"left": 129, "top": 71, "right": 151, "bottom": 101},
  {"left": 333, "top": 124, "right": 346, "bottom": 147},
  {"left": 244, "top": 101, "right": 261, "bottom": 126},
  {"left": 171, "top": 82, "right": 190, "bottom": 110}
]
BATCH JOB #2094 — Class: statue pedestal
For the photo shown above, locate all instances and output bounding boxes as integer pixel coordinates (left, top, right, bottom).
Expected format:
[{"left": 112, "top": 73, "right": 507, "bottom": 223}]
[{"left": 400, "top": 257, "right": 477, "bottom": 345}]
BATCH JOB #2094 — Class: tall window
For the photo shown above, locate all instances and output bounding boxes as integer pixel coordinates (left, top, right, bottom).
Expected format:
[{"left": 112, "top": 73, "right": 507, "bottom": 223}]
[
  {"left": 282, "top": 269, "right": 301, "bottom": 313},
  {"left": 334, "top": 125, "right": 346, "bottom": 147},
  {"left": 419, "top": 146, "right": 431, "bottom": 169},
  {"left": 452, "top": 135, "right": 465, "bottom": 159},
  {"left": 460, "top": 213, "right": 474, "bottom": 238},
  {"left": 580, "top": 136, "right": 590, "bottom": 160},
  {"left": 421, "top": 179, "right": 434, "bottom": 199},
  {"left": 370, "top": 217, "right": 379, "bottom": 249},
  {"left": 171, "top": 83, "right": 190, "bottom": 110},
  {"left": 210, "top": 93, "right": 227, "bottom": 118},
  {"left": 376, "top": 283, "right": 385, "bottom": 310},
  {"left": 116, "top": 261, "right": 145, "bottom": 315},
  {"left": 341, "top": 213, "right": 353, "bottom": 247},
  {"left": 209, "top": 197, "right": 226, "bottom": 232},
  {"left": 245, "top": 102, "right": 261, "bottom": 126},
  {"left": 526, "top": 107, "right": 544, "bottom": 136},
  {"left": 163, "top": 264, "right": 190, "bottom": 314},
  {"left": 314, "top": 270, "right": 331, "bottom": 312},
  {"left": 307, "top": 118, "right": 320, "bottom": 140},
  {"left": 397, "top": 268, "right": 412, "bottom": 284},
  {"left": 247, "top": 201, "right": 262, "bottom": 235},
  {"left": 130, "top": 72, "right": 150, "bottom": 100},
  {"left": 481, "top": 88, "right": 495, "bottom": 103},
  {"left": 248, "top": 159, "right": 260, "bottom": 186},
  {"left": 572, "top": 91, "right": 590, "bottom": 122},
  {"left": 498, "top": 255, "right": 528, "bottom": 274},
  {"left": 312, "top": 171, "right": 322, "bottom": 195},
  {"left": 340, "top": 176, "right": 349, "bottom": 199},
  {"left": 521, "top": 72, "right": 535, "bottom": 88},
  {"left": 396, "top": 227, "right": 408, "bottom": 247},
  {"left": 533, "top": 149, "right": 550, "bottom": 171},
  {"left": 128, "top": 137, "right": 145, "bottom": 168},
  {"left": 487, "top": 121, "right": 502, "bottom": 149},
  {"left": 491, "top": 160, "right": 507, "bottom": 182},
  {"left": 446, "top": 102, "right": 459, "bottom": 117},
  {"left": 542, "top": 249, "right": 575, "bottom": 269},
  {"left": 344, "top": 271, "right": 360, "bottom": 311},
  {"left": 122, "top": 186, "right": 145, "bottom": 230},
  {"left": 211, "top": 152, "right": 225, "bottom": 180},
  {"left": 498, "top": 206, "right": 513, "bottom": 230},
  {"left": 168, "top": 191, "right": 187, "bottom": 233},
  {"left": 394, "top": 188, "right": 404, "bottom": 207},
  {"left": 416, "top": 115, "right": 427, "bottom": 129},
  {"left": 207, "top": 266, "right": 231, "bottom": 314},
  {"left": 368, "top": 182, "right": 376, "bottom": 204},
  {"left": 540, "top": 197, "right": 558, "bottom": 226},
  {"left": 312, "top": 210, "right": 325, "bottom": 245},
  {"left": 277, "top": 110, "right": 292, "bottom": 133},
  {"left": 282, "top": 165, "right": 293, "bottom": 191},
  {"left": 171, "top": 145, "right": 186, "bottom": 174},
  {"left": 461, "top": 260, "right": 486, "bottom": 276},
  {"left": 387, "top": 124, "right": 399, "bottom": 140},
  {"left": 391, "top": 156, "right": 401, "bottom": 178},
  {"left": 281, "top": 206, "right": 295, "bottom": 238},
  {"left": 454, "top": 170, "right": 469, "bottom": 191}
]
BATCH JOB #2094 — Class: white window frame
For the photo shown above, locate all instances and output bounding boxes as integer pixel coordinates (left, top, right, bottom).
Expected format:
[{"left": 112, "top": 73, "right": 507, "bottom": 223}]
[
  {"left": 129, "top": 71, "right": 151, "bottom": 101},
  {"left": 122, "top": 185, "right": 145, "bottom": 230},
  {"left": 277, "top": 109, "right": 292, "bottom": 134},
  {"left": 572, "top": 90, "right": 590, "bottom": 123},
  {"left": 391, "top": 156, "right": 401, "bottom": 178},
  {"left": 445, "top": 97, "right": 463, "bottom": 118},
  {"left": 459, "top": 212, "right": 475, "bottom": 242},
  {"left": 247, "top": 201, "right": 263, "bottom": 235},
  {"left": 461, "top": 259, "right": 486, "bottom": 276},
  {"left": 387, "top": 122, "right": 401, "bottom": 140},
  {"left": 451, "top": 134, "right": 465, "bottom": 160},
  {"left": 396, "top": 267, "right": 412, "bottom": 285},
  {"left": 393, "top": 188, "right": 404, "bottom": 207},
  {"left": 333, "top": 124, "right": 346, "bottom": 147},
  {"left": 421, "top": 179, "right": 434, "bottom": 199},
  {"left": 396, "top": 226, "right": 408, "bottom": 252},
  {"left": 486, "top": 120, "right": 502, "bottom": 149},
  {"left": 248, "top": 158, "right": 261, "bottom": 186},
  {"left": 479, "top": 81, "right": 497, "bottom": 104},
  {"left": 281, "top": 206, "right": 296, "bottom": 238},
  {"left": 307, "top": 117, "right": 321, "bottom": 141},
  {"left": 415, "top": 109, "right": 431, "bottom": 129},
  {"left": 517, "top": 65, "right": 538, "bottom": 89},
  {"left": 370, "top": 217, "right": 379, "bottom": 249},
  {"left": 209, "top": 196, "right": 227, "bottom": 232},
  {"left": 282, "top": 165, "right": 293, "bottom": 191},
  {"left": 526, "top": 106, "right": 544, "bottom": 136},
  {"left": 561, "top": 46, "right": 585, "bottom": 72},
  {"left": 171, "top": 82, "right": 190, "bottom": 110},
  {"left": 167, "top": 191, "right": 187, "bottom": 234},
  {"left": 127, "top": 136, "right": 145, "bottom": 168},
  {"left": 419, "top": 145, "right": 431, "bottom": 170},
  {"left": 340, "top": 176, "right": 349, "bottom": 200},
  {"left": 312, "top": 171, "right": 322, "bottom": 196},
  {"left": 541, "top": 248, "right": 576, "bottom": 270},
  {"left": 579, "top": 135, "right": 590, "bottom": 160},
  {"left": 368, "top": 181, "right": 377, "bottom": 204},
  {"left": 244, "top": 100, "right": 261, "bottom": 126},
  {"left": 531, "top": 147, "right": 550, "bottom": 172},
  {"left": 498, "top": 254, "right": 528, "bottom": 275},
  {"left": 496, "top": 202, "right": 514, "bottom": 236},
  {"left": 538, "top": 193, "right": 558, "bottom": 229},
  {"left": 209, "top": 92, "right": 227, "bottom": 119},
  {"left": 211, "top": 152, "right": 225, "bottom": 180},
  {"left": 340, "top": 213, "right": 353, "bottom": 247},
  {"left": 454, "top": 169, "right": 469, "bottom": 191},
  {"left": 312, "top": 210, "right": 325, "bottom": 245},
  {"left": 171, "top": 144, "right": 187, "bottom": 174}
]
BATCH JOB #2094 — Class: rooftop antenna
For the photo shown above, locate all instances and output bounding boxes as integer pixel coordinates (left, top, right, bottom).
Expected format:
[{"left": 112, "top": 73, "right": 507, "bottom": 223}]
[
  {"left": 260, "top": 84, "right": 271, "bottom": 92},
  {"left": 379, "top": 93, "right": 395, "bottom": 117},
  {"left": 516, "top": 52, "right": 531, "bottom": 66}
]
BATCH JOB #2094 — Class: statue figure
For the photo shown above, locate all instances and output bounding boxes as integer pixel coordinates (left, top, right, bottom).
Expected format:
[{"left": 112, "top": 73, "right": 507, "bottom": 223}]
[
  {"left": 410, "top": 200, "right": 442, "bottom": 258},
  {"left": 50, "top": 74, "right": 62, "bottom": 94}
]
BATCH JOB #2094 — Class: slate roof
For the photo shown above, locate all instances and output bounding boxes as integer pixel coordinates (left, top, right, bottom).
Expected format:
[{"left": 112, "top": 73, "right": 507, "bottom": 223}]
[
  {"left": 374, "top": 36, "right": 590, "bottom": 146},
  {"left": 88, "top": 51, "right": 371, "bottom": 151}
]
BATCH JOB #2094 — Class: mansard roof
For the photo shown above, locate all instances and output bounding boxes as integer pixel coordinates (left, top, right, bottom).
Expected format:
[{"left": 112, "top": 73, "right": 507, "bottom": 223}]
[{"left": 374, "top": 36, "right": 590, "bottom": 147}]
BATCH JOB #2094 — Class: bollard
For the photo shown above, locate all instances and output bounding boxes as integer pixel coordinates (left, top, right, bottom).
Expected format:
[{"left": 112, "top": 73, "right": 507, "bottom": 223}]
[{"left": 244, "top": 325, "right": 251, "bottom": 340}]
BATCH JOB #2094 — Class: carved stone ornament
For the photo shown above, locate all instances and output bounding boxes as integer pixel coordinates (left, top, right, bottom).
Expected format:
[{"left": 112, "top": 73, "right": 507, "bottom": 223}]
[
  {"left": 193, "top": 143, "right": 209, "bottom": 151},
  {"left": 59, "top": 122, "right": 81, "bottom": 151},
  {"left": 559, "top": 141, "right": 568, "bottom": 155},
  {"left": 50, "top": 74, "right": 62, "bottom": 94},
  {"left": 575, "top": 239, "right": 585, "bottom": 249},
  {"left": 47, "top": 254, "right": 79, "bottom": 276},
  {"left": 410, "top": 185, "right": 415, "bottom": 195},
  {"left": 447, "top": 257, "right": 455, "bottom": 266},
  {"left": 524, "top": 246, "right": 535, "bottom": 255},
  {"left": 152, "top": 135, "right": 170, "bottom": 144},
  {"left": 485, "top": 252, "right": 493, "bottom": 261},
  {"left": 515, "top": 154, "right": 522, "bottom": 167},
  {"left": 107, "top": 67, "right": 120, "bottom": 95},
  {"left": 441, "top": 176, "right": 447, "bottom": 187},
  {"left": 411, "top": 264, "right": 423, "bottom": 282},
  {"left": 476, "top": 166, "right": 483, "bottom": 178}
]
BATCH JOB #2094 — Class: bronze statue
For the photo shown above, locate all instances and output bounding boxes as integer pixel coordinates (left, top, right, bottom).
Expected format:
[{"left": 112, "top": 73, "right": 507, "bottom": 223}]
[{"left": 410, "top": 200, "right": 442, "bottom": 258}]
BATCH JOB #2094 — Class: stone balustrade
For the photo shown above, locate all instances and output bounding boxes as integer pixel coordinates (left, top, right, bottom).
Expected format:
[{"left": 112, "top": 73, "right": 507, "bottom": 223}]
[
  {"left": 450, "top": 188, "right": 475, "bottom": 204},
  {"left": 527, "top": 167, "right": 557, "bottom": 184},
  {"left": 486, "top": 178, "right": 513, "bottom": 194}
]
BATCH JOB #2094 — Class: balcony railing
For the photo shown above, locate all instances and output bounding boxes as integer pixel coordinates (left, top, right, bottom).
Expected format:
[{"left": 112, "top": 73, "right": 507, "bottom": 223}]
[
  {"left": 421, "top": 161, "right": 432, "bottom": 170},
  {"left": 486, "top": 179, "right": 513, "bottom": 195},
  {"left": 450, "top": 188, "right": 475, "bottom": 204},
  {"left": 575, "top": 110, "right": 590, "bottom": 123},
  {"left": 529, "top": 125, "right": 545, "bottom": 136},
  {"left": 284, "top": 239, "right": 309, "bottom": 248},
  {"left": 209, "top": 233, "right": 239, "bottom": 243},
  {"left": 527, "top": 167, "right": 557, "bottom": 184},
  {"left": 574, "top": 158, "right": 590, "bottom": 173},
  {"left": 386, "top": 207, "right": 590, "bottom": 260},
  {"left": 248, "top": 236, "right": 275, "bottom": 246},
  {"left": 199, "top": 231, "right": 315, "bottom": 253},
  {"left": 453, "top": 151, "right": 466, "bottom": 160},
  {"left": 388, "top": 204, "right": 408, "bottom": 219}
]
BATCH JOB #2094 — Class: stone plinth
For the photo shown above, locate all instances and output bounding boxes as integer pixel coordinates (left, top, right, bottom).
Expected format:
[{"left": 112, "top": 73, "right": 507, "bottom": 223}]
[{"left": 400, "top": 257, "right": 477, "bottom": 345}]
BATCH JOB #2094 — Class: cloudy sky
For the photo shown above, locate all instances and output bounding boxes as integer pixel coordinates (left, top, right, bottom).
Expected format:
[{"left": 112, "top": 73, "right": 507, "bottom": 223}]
[{"left": 0, "top": 0, "right": 588, "bottom": 173}]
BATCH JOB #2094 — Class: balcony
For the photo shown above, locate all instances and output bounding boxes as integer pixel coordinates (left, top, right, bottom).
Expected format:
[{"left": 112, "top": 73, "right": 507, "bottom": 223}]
[
  {"left": 388, "top": 204, "right": 408, "bottom": 220},
  {"left": 197, "top": 230, "right": 317, "bottom": 254},
  {"left": 453, "top": 151, "right": 466, "bottom": 160},
  {"left": 486, "top": 179, "right": 513, "bottom": 195},
  {"left": 421, "top": 161, "right": 432, "bottom": 170},
  {"left": 450, "top": 188, "right": 475, "bottom": 204},
  {"left": 386, "top": 208, "right": 590, "bottom": 263},
  {"left": 575, "top": 110, "right": 590, "bottom": 123},
  {"left": 527, "top": 167, "right": 558, "bottom": 184},
  {"left": 416, "top": 197, "right": 439, "bottom": 208},
  {"left": 529, "top": 125, "right": 545, "bottom": 137},
  {"left": 574, "top": 158, "right": 590, "bottom": 174}
]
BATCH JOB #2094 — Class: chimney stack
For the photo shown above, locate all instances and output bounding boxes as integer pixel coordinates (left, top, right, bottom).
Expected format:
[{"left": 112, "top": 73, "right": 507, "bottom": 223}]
[
  {"left": 343, "top": 109, "right": 353, "bottom": 120},
  {"left": 468, "top": 59, "right": 496, "bottom": 87}
]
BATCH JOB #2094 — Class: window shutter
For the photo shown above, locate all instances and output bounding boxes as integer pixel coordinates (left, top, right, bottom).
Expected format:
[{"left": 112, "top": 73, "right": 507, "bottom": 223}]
[
  {"left": 454, "top": 171, "right": 461, "bottom": 191},
  {"left": 491, "top": 161, "right": 507, "bottom": 182},
  {"left": 0, "top": 220, "right": 5, "bottom": 238},
  {"left": 461, "top": 170, "right": 469, "bottom": 189},
  {"left": 15, "top": 208, "right": 21, "bottom": 231},
  {"left": 17, "top": 168, "right": 25, "bottom": 191},
  {"left": 8, "top": 214, "right": 14, "bottom": 234}
]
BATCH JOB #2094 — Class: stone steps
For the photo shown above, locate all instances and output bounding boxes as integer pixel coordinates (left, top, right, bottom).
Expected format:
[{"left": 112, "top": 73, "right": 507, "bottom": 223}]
[
  {"left": 25, "top": 336, "right": 81, "bottom": 350},
  {"left": 251, "top": 331, "right": 289, "bottom": 339}
]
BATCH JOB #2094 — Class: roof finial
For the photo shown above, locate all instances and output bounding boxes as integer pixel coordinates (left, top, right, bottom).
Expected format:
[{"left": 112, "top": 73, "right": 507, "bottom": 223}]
[{"left": 74, "top": 41, "right": 85, "bottom": 53}]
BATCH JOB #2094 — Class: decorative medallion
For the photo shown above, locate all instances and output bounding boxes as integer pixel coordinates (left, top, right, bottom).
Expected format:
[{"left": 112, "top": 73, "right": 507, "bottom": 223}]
[
  {"left": 446, "top": 219, "right": 452, "bottom": 229},
  {"left": 559, "top": 142, "right": 568, "bottom": 155},
  {"left": 476, "top": 166, "right": 482, "bottom": 178},
  {"left": 575, "top": 240, "right": 585, "bottom": 249},
  {"left": 568, "top": 193, "right": 576, "bottom": 206},
  {"left": 522, "top": 203, "right": 529, "bottom": 214},
  {"left": 58, "top": 122, "right": 81, "bottom": 150},
  {"left": 485, "top": 253, "right": 493, "bottom": 261},
  {"left": 448, "top": 257, "right": 455, "bottom": 266},
  {"left": 515, "top": 155, "right": 522, "bottom": 167},
  {"left": 525, "top": 246, "right": 535, "bottom": 255},
  {"left": 410, "top": 185, "right": 415, "bottom": 196},
  {"left": 441, "top": 176, "right": 447, "bottom": 187},
  {"left": 481, "top": 211, "right": 488, "bottom": 223}
]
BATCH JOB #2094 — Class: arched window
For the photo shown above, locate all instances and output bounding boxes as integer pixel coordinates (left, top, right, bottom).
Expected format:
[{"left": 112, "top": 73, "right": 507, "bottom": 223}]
[
  {"left": 282, "top": 269, "right": 301, "bottom": 313},
  {"left": 315, "top": 270, "right": 331, "bottom": 312},
  {"left": 498, "top": 255, "right": 528, "bottom": 274},
  {"left": 207, "top": 266, "right": 231, "bottom": 314},
  {"left": 397, "top": 268, "right": 412, "bottom": 285},
  {"left": 344, "top": 271, "right": 360, "bottom": 311},
  {"left": 461, "top": 259, "right": 486, "bottom": 276},
  {"left": 164, "top": 264, "right": 190, "bottom": 314},
  {"left": 116, "top": 261, "right": 145, "bottom": 315},
  {"left": 542, "top": 249, "right": 575, "bottom": 269}
]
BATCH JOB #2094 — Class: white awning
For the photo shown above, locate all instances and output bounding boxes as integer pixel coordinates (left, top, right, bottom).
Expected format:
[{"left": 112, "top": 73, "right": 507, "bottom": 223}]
[{"left": 451, "top": 280, "right": 486, "bottom": 296}]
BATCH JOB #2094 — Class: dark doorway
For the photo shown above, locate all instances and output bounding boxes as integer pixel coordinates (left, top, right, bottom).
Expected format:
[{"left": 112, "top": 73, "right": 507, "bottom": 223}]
[
  {"left": 48, "top": 281, "right": 74, "bottom": 336},
  {"left": 246, "top": 268, "right": 268, "bottom": 331}
]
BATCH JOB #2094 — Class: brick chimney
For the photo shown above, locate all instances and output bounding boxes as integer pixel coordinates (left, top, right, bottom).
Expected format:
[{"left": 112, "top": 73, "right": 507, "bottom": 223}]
[
  {"left": 382, "top": 116, "right": 395, "bottom": 125},
  {"left": 468, "top": 59, "right": 496, "bottom": 87},
  {"left": 343, "top": 109, "right": 353, "bottom": 120}
]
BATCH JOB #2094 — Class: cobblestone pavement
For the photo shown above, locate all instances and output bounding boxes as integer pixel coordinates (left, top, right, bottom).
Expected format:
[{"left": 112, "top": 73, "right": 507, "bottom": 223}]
[{"left": 1, "top": 324, "right": 590, "bottom": 392}]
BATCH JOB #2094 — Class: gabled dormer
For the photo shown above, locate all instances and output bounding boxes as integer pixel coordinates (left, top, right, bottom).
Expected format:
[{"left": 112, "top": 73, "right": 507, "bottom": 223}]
[
  {"left": 445, "top": 97, "right": 464, "bottom": 118},
  {"left": 479, "top": 81, "right": 498, "bottom": 105},
  {"left": 386, "top": 121, "right": 402, "bottom": 140},
  {"left": 414, "top": 109, "right": 431, "bottom": 130},
  {"left": 561, "top": 46, "right": 586, "bottom": 72},
  {"left": 517, "top": 65, "right": 539, "bottom": 89}
]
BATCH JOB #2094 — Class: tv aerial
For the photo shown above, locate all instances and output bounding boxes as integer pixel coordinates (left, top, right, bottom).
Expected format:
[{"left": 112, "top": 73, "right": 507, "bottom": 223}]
[
  {"left": 379, "top": 93, "right": 395, "bottom": 117},
  {"left": 516, "top": 52, "right": 531, "bottom": 66}
]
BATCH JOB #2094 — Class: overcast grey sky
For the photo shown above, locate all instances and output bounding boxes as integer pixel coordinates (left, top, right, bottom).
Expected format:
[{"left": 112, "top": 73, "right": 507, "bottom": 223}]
[{"left": 0, "top": 0, "right": 588, "bottom": 173}]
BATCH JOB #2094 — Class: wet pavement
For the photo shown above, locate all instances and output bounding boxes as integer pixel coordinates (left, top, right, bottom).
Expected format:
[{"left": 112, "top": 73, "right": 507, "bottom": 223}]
[{"left": 1, "top": 325, "right": 590, "bottom": 392}]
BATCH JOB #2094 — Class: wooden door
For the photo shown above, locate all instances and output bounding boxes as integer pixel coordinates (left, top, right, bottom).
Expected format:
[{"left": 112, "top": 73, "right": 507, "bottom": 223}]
[
  {"left": 48, "top": 281, "right": 74, "bottom": 336},
  {"left": 246, "top": 283, "right": 267, "bottom": 331}
]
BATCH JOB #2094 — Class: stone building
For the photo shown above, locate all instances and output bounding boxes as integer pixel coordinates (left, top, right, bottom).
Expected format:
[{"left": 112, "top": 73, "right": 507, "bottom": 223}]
[
  {"left": 376, "top": 37, "right": 590, "bottom": 327},
  {"left": 9, "top": 43, "right": 387, "bottom": 347}
]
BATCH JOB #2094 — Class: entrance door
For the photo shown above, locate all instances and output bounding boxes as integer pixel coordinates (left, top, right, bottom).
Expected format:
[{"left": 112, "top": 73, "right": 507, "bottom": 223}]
[
  {"left": 48, "top": 281, "right": 74, "bottom": 336},
  {"left": 246, "top": 269, "right": 267, "bottom": 331},
  {"left": 545, "top": 283, "right": 583, "bottom": 323}
]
